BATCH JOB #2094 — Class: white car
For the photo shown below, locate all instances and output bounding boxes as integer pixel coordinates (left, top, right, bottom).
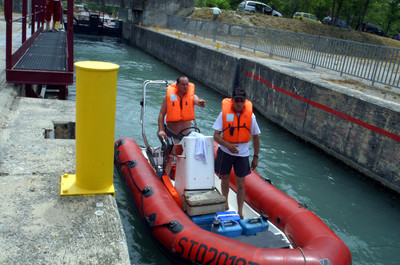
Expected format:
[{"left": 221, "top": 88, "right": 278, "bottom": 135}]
[{"left": 237, "top": 1, "right": 282, "bottom": 17}]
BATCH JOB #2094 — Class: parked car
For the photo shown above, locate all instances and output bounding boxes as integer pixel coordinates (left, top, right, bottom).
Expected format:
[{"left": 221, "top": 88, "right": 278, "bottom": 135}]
[
  {"left": 321, "top": 17, "right": 351, "bottom": 29},
  {"left": 237, "top": 1, "right": 282, "bottom": 17},
  {"left": 393, "top": 33, "right": 400, "bottom": 41},
  {"left": 293, "top": 12, "right": 321, "bottom": 24},
  {"left": 361, "top": 23, "right": 388, "bottom": 37}
]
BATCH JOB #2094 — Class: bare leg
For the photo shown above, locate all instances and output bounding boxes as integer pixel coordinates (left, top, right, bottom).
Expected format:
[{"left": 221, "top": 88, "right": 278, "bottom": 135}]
[
  {"left": 236, "top": 176, "right": 246, "bottom": 218},
  {"left": 164, "top": 154, "right": 173, "bottom": 175},
  {"left": 220, "top": 174, "right": 230, "bottom": 209},
  {"left": 46, "top": 21, "right": 51, "bottom": 30},
  {"left": 164, "top": 145, "right": 177, "bottom": 175}
]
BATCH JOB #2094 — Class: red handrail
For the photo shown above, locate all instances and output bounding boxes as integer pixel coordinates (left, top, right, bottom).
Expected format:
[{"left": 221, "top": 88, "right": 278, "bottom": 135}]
[
  {"left": 5, "top": 0, "right": 74, "bottom": 73},
  {"left": 67, "top": 0, "right": 74, "bottom": 73}
]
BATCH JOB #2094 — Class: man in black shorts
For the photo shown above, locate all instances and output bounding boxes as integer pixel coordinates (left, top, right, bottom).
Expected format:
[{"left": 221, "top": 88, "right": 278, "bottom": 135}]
[{"left": 213, "top": 88, "right": 260, "bottom": 219}]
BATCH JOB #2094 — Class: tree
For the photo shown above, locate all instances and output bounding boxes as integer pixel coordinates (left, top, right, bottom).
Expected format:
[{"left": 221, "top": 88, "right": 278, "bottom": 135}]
[
  {"left": 383, "top": 0, "right": 400, "bottom": 33},
  {"left": 229, "top": 0, "right": 244, "bottom": 9},
  {"left": 200, "top": 0, "right": 399, "bottom": 35},
  {"left": 332, "top": 0, "right": 345, "bottom": 26},
  {"left": 356, "top": 0, "right": 370, "bottom": 30}
]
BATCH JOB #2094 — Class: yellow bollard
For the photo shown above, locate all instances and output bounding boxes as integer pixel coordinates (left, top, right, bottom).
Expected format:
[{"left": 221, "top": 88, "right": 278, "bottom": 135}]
[
  {"left": 178, "top": 32, "right": 181, "bottom": 38},
  {"left": 139, "top": 22, "right": 141, "bottom": 26},
  {"left": 217, "top": 42, "right": 220, "bottom": 50},
  {"left": 156, "top": 26, "right": 159, "bottom": 32},
  {"left": 61, "top": 61, "right": 120, "bottom": 196}
]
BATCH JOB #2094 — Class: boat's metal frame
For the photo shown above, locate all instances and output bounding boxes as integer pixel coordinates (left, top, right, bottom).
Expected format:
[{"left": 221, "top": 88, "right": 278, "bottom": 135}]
[{"left": 140, "top": 80, "right": 174, "bottom": 175}]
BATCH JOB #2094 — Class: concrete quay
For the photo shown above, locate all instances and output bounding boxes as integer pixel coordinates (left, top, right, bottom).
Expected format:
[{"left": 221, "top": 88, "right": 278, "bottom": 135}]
[
  {"left": 122, "top": 24, "right": 400, "bottom": 194},
  {"left": 0, "top": 18, "right": 130, "bottom": 264},
  {"left": 0, "top": 84, "right": 130, "bottom": 264}
]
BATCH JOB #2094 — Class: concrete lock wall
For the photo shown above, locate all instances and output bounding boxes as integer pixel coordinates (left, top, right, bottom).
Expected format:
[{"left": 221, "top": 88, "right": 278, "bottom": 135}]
[
  {"left": 122, "top": 24, "right": 400, "bottom": 194},
  {"left": 81, "top": 0, "right": 193, "bottom": 10},
  {"left": 240, "top": 62, "right": 400, "bottom": 192},
  {"left": 78, "top": 0, "right": 194, "bottom": 26}
]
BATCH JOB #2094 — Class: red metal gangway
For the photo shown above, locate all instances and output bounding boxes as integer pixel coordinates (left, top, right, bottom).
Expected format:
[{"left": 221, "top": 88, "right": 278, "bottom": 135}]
[{"left": 4, "top": 0, "right": 74, "bottom": 99}]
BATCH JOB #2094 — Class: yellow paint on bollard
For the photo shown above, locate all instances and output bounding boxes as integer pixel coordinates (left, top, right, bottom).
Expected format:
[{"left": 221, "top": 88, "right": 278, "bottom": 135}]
[
  {"left": 178, "top": 33, "right": 181, "bottom": 38},
  {"left": 139, "top": 22, "right": 141, "bottom": 26},
  {"left": 217, "top": 42, "right": 220, "bottom": 50},
  {"left": 156, "top": 26, "right": 159, "bottom": 32},
  {"left": 60, "top": 61, "right": 119, "bottom": 196}
]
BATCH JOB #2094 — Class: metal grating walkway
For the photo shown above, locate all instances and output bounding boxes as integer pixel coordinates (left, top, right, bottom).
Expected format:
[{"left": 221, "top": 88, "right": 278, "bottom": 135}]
[{"left": 14, "top": 31, "right": 67, "bottom": 71}]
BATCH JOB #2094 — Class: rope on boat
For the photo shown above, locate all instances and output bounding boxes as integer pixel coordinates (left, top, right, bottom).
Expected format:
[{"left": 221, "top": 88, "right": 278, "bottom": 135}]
[
  {"left": 117, "top": 159, "right": 148, "bottom": 220},
  {"left": 115, "top": 155, "right": 184, "bottom": 234},
  {"left": 116, "top": 158, "right": 177, "bottom": 232},
  {"left": 297, "top": 247, "right": 308, "bottom": 265}
]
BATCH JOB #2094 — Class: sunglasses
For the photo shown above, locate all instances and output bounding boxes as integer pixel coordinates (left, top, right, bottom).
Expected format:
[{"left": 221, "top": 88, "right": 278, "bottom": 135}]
[{"left": 234, "top": 98, "right": 245, "bottom": 103}]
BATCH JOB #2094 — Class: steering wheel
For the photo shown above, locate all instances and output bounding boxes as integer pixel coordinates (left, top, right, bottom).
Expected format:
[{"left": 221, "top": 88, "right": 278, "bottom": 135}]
[{"left": 177, "top": 126, "right": 201, "bottom": 139}]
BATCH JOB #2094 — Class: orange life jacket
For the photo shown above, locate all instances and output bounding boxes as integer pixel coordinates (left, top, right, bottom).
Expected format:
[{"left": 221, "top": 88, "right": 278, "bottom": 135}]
[
  {"left": 166, "top": 83, "right": 195, "bottom": 122},
  {"left": 222, "top": 98, "right": 252, "bottom": 143}
]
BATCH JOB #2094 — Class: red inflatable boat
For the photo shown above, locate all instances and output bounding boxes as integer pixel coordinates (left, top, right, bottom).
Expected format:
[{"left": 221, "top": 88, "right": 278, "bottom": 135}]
[{"left": 114, "top": 80, "right": 351, "bottom": 265}]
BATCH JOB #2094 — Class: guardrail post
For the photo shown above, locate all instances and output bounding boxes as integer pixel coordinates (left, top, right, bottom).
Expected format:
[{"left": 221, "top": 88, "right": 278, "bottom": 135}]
[
  {"left": 311, "top": 35, "right": 321, "bottom": 69},
  {"left": 340, "top": 41, "right": 350, "bottom": 76},
  {"left": 203, "top": 20, "right": 206, "bottom": 39},
  {"left": 213, "top": 21, "right": 218, "bottom": 42},
  {"left": 61, "top": 61, "right": 120, "bottom": 196},
  {"left": 371, "top": 46, "right": 383, "bottom": 86},
  {"left": 180, "top": 17, "right": 184, "bottom": 36},
  {"left": 289, "top": 32, "right": 295, "bottom": 62},
  {"left": 227, "top": 24, "right": 231, "bottom": 44},
  {"left": 239, "top": 26, "right": 244, "bottom": 49},
  {"left": 270, "top": 29, "right": 276, "bottom": 57}
]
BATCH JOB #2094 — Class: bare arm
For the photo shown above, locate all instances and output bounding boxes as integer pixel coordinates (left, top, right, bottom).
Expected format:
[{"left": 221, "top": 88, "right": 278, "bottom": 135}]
[
  {"left": 157, "top": 97, "right": 167, "bottom": 140},
  {"left": 251, "top": 134, "right": 260, "bottom": 170},
  {"left": 213, "top": 130, "right": 239, "bottom": 154},
  {"left": 194, "top": 94, "right": 206, "bottom": 108}
]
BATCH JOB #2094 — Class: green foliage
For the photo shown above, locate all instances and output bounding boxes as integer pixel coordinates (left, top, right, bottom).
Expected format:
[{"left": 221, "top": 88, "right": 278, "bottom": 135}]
[
  {"left": 361, "top": 0, "right": 400, "bottom": 36},
  {"left": 195, "top": 0, "right": 231, "bottom": 9},
  {"left": 208, "top": 0, "right": 231, "bottom": 9},
  {"left": 194, "top": 0, "right": 204, "bottom": 7},
  {"left": 229, "top": 0, "right": 244, "bottom": 9},
  {"left": 195, "top": 0, "right": 400, "bottom": 35}
]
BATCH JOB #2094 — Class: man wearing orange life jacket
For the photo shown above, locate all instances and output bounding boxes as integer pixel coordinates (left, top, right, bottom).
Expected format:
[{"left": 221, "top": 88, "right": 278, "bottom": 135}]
[
  {"left": 213, "top": 88, "right": 260, "bottom": 219},
  {"left": 158, "top": 76, "right": 206, "bottom": 174}
]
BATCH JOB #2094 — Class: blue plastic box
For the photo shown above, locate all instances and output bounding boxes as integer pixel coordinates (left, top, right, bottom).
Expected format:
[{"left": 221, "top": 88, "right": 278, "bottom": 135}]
[
  {"left": 215, "top": 211, "right": 241, "bottom": 222},
  {"left": 211, "top": 220, "right": 243, "bottom": 238},
  {"left": 239, "top": 217, "right": 269, "bottom": 236},
  {"left": 189, "top": 213, "right": 215, "bottom": 231},
  {"left": 190, "top": 214, "right": 215, "bottom": 225}
]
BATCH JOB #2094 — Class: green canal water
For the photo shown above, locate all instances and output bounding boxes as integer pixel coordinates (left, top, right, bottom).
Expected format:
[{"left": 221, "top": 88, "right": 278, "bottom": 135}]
[{"left": 71, "top": 35, "right": 400, "bottom": 265}]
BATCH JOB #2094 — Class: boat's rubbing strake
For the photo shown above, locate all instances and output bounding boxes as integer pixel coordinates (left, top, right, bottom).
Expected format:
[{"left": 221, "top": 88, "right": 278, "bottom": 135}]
[{"left": 115, "top": 138, "right": 185, "bottom": 235}]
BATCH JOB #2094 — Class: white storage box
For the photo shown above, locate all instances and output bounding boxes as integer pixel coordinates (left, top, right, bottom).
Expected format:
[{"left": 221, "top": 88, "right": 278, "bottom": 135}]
[{"left": 175, "top": 136, "right": 215, "bottom": 198}]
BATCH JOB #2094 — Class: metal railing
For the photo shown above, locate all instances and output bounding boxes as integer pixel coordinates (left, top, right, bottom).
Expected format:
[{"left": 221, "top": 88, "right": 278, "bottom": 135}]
[
  {"left": 166, "top": 16, "right": 400, "bottom": 88},
  {"left": 5, "top": 0, "right": 74, "bottom": 73}
]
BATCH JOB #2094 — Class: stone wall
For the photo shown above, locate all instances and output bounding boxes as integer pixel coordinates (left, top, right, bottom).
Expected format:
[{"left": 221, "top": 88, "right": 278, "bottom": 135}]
[{"left": 122, "top": 23, "right": 400, "bottom": 194}]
